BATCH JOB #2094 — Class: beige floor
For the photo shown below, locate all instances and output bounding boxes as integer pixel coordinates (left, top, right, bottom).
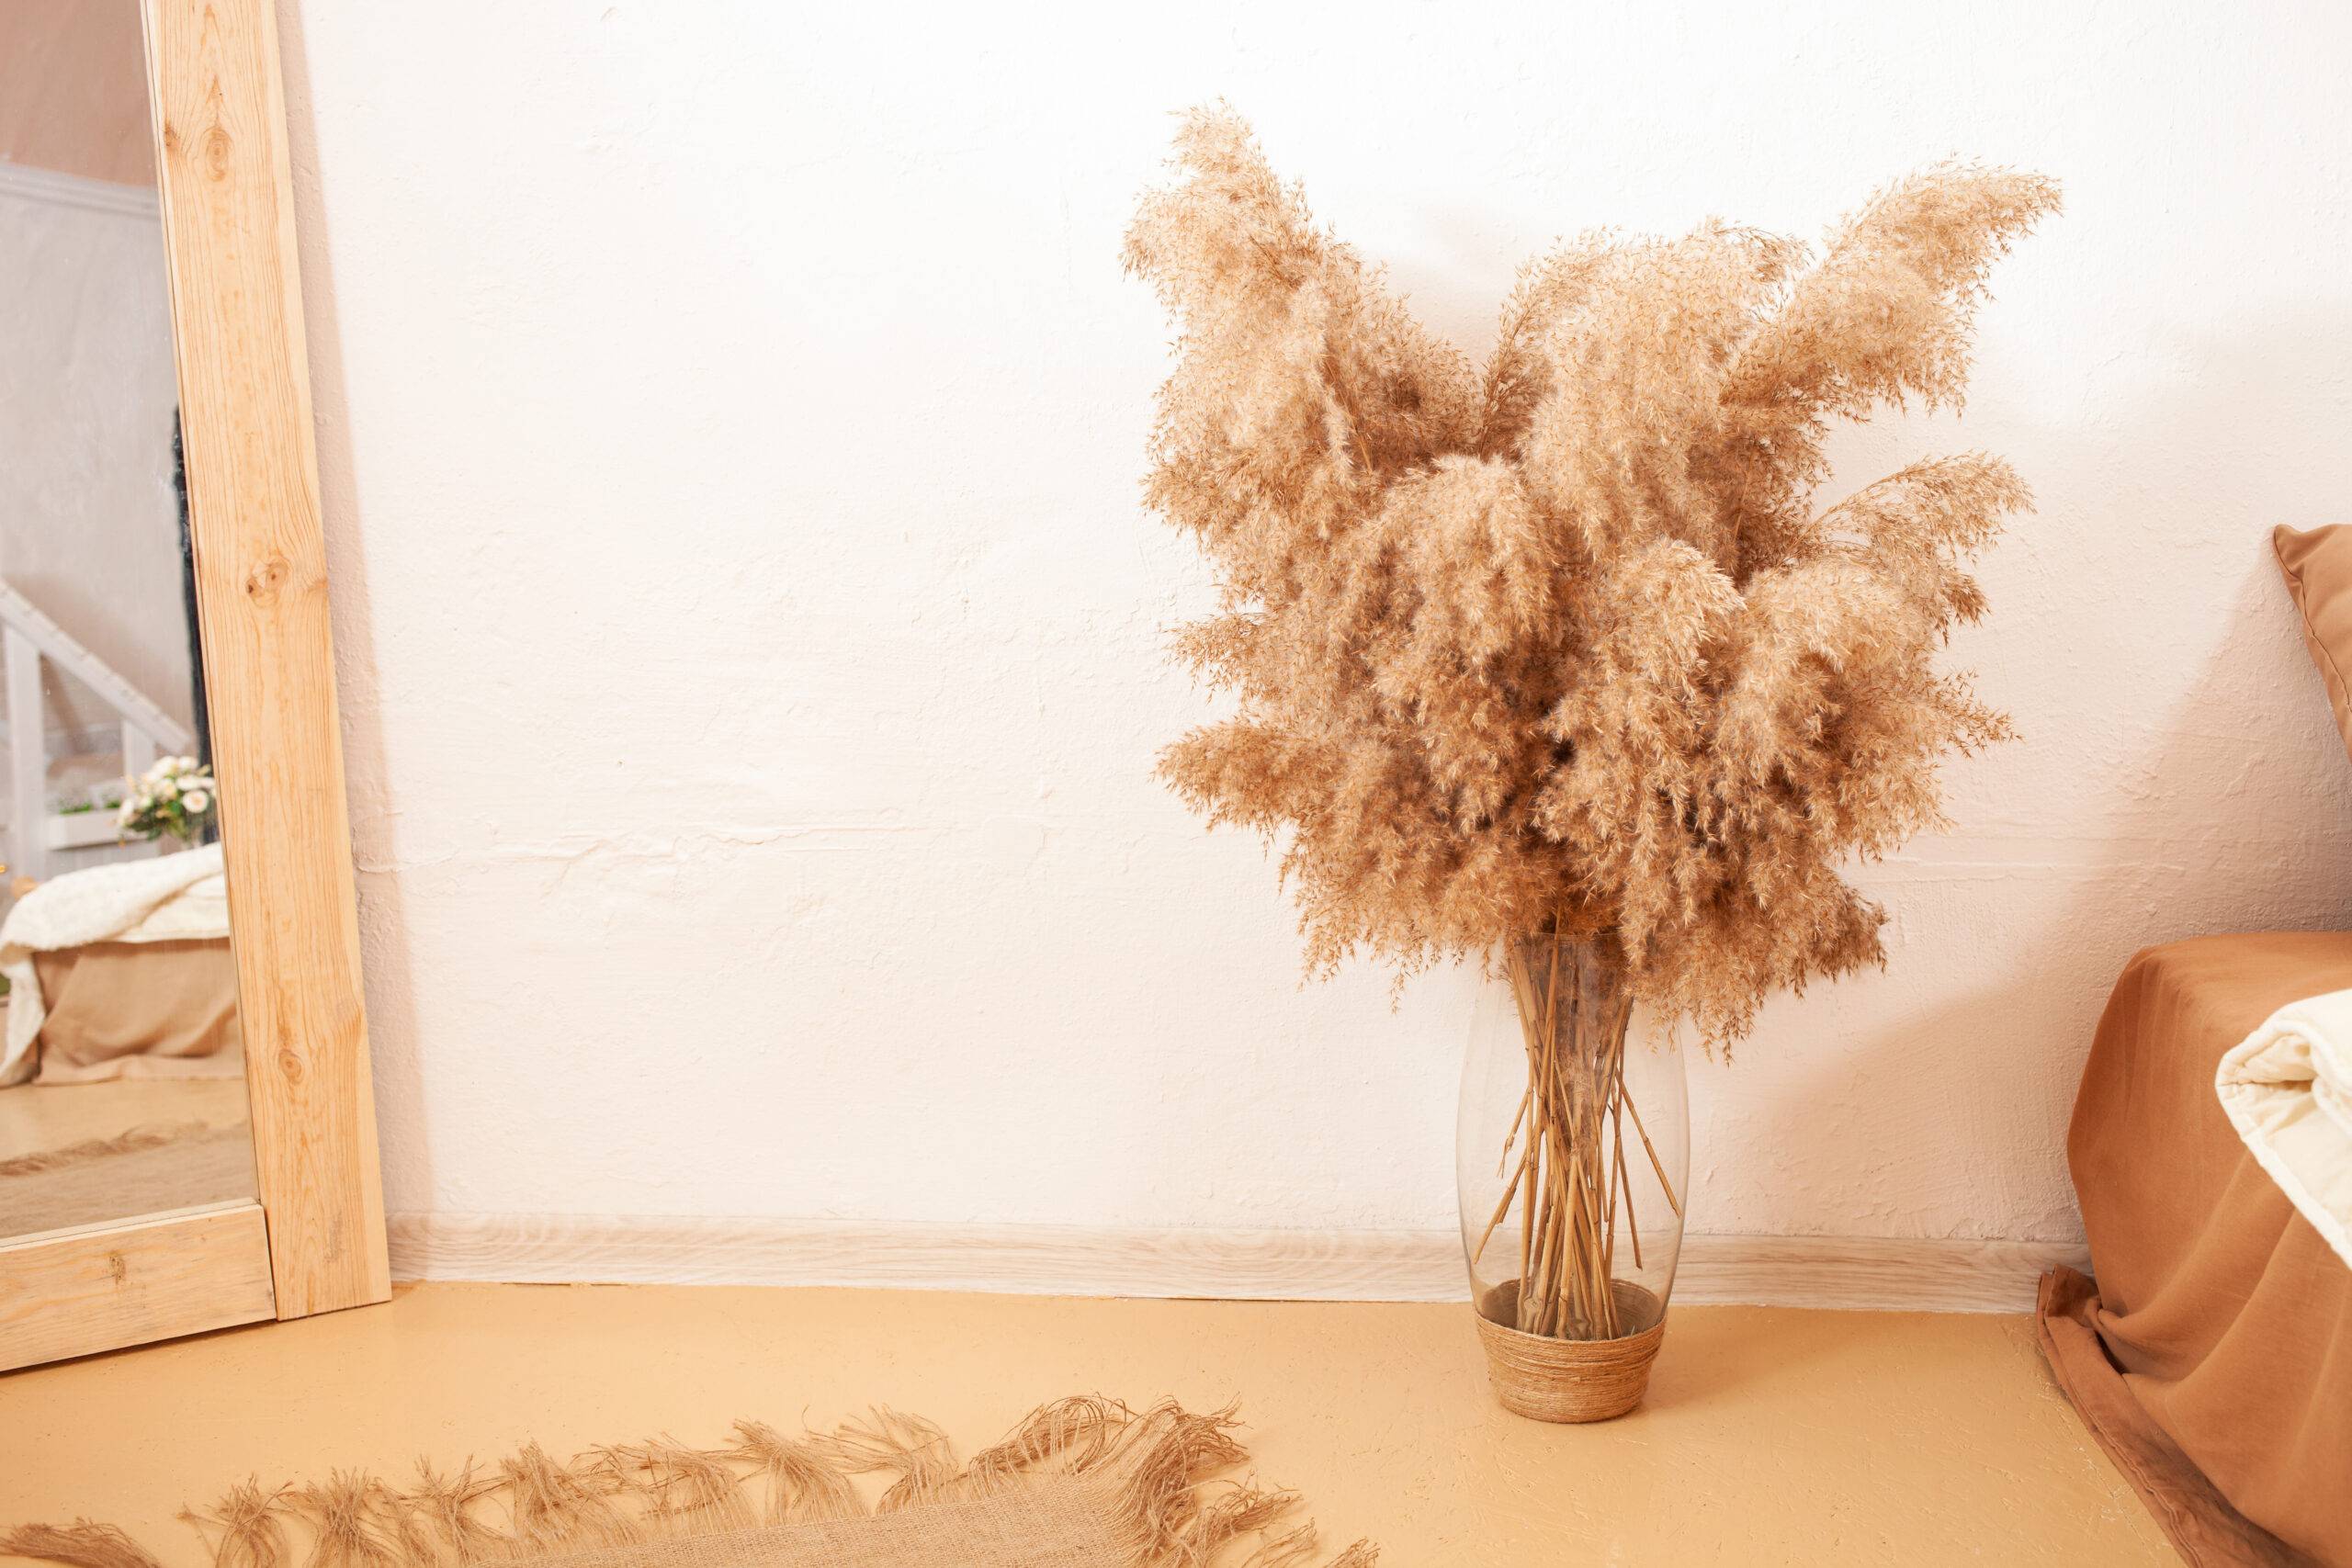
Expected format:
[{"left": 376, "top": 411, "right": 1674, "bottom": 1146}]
[{"left": 0, "top": 1283, "right": 2171, "bottom": 1565}]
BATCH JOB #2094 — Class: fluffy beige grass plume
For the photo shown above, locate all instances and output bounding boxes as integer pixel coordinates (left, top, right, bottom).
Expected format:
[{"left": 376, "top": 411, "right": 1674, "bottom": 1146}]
[{"left": 1125, "top": 107, "right": 2058, "bottom": 1047}]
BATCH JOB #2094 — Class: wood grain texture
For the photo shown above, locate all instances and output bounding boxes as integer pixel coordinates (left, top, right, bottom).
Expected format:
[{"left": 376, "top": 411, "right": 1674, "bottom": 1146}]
[
  {"left": 0, "top": 1202, "right": 274, "bottom": 1371},
  {"left": 1678, "top": 1233, "right": 2092, "bottom": 1313},
  {"left": 145, "top": 0, "right": 387, "bottom": 1318},
  {"left": 388, "top": 1214, "right": 2090, "bottom": 1314}
]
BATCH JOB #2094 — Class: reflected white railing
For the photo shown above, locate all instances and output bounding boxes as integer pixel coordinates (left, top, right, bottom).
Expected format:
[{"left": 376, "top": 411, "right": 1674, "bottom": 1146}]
[{"left": 0, "top": 578, "right": 194, "bottom": 884}]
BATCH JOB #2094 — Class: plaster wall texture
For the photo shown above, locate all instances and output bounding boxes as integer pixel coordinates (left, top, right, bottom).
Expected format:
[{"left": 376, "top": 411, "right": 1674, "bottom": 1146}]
[{"left": 275, "top": 0, "right": 2352, "bottom": 1251}]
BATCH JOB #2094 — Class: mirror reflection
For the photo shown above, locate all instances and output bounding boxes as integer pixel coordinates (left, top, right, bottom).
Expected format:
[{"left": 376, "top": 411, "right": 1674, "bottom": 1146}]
[{"left": 0, "top": 1, "right": 253, "bottom": 1241}]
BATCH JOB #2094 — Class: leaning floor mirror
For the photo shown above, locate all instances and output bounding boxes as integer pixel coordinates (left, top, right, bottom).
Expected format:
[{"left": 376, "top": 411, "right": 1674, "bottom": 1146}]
[{"left": 0, "top": 0, "right": 386, "bottom": 1370}]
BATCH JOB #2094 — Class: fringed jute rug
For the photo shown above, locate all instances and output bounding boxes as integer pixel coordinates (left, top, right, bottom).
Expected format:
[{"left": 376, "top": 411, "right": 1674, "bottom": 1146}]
[{"left": 2, "top": 1397, "right": 1375, "bottom": 1568}]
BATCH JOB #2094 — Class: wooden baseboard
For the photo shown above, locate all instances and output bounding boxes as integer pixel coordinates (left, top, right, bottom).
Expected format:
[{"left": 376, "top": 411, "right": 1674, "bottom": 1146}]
[{"left": 387, "top": 1213, "right": 2086, "bottom": 1314}]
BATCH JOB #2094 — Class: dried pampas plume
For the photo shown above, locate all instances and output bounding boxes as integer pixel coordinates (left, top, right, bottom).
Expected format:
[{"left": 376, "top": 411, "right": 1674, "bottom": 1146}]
[{"left": 1124, "top": 106, "right": 2059, "bottom": 1047}]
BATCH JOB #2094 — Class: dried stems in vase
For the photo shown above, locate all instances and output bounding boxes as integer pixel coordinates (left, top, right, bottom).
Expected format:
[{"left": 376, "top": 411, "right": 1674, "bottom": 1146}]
[{"left": 1471, "top": 932, "right": 1678, "bottom": 1338}]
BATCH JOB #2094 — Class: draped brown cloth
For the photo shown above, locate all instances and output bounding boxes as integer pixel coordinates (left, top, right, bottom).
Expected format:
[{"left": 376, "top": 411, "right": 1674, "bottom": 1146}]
[
  {"left": 28, "top": 937, "right": 242, "bottom": 1082},
  {"left": 2042, "top": 932, "right": 2352, "bottom": 1567}
]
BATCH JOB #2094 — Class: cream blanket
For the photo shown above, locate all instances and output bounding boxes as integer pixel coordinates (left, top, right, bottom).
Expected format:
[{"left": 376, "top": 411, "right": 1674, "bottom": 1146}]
[
  {"left": 0, "top": 844, "right": 231, "bottom": 1085},
  {"left": 2217, "top": 987, "right": 2352, "bottom": 1268}
]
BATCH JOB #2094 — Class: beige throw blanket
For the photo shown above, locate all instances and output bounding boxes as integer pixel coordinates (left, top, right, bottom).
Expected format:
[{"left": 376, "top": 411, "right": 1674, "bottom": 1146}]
[
  {"left": 2217, "top": 986, "right": 2352, "bottom": 1268},
  {"left": 2, "top": 1399, "right": 1376, "bottom": 1568}
]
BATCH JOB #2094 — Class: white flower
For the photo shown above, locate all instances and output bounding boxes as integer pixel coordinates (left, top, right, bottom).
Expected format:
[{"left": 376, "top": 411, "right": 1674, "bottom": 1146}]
[{"left": 182, "top": 790, "right": 209, "bottom": 814}]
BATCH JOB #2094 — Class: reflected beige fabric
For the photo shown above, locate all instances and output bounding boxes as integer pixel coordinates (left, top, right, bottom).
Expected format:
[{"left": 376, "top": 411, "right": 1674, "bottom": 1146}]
[
  {"left": 28, "top": 938, "right": 241, "bottom": 1083},
  {"left": 2049, "top": 931, "right": 2352, "bottom": 1567}
]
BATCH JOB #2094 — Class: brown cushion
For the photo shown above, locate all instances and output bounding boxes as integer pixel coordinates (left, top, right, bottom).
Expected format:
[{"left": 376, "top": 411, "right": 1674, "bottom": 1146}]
[{"left": 2273, "top": 523, "right": 2352, "bottom": 763}]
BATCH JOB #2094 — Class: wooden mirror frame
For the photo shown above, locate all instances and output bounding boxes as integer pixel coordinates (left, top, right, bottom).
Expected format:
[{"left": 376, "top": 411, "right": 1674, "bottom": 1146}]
[{"left": 0, "top": 0, "right": 387, "bottom": 1370}]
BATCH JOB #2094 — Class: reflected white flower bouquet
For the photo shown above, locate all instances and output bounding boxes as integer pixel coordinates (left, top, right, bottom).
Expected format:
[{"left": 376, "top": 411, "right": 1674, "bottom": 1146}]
[{"left": 119, "top": 755, "right": 216, "bottom": 843}]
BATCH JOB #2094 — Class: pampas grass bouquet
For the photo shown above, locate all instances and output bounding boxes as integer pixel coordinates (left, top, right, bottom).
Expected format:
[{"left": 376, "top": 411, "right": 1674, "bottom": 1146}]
[{"left": 1125, "top": 105, "right": 2057, "bottom": 1416}]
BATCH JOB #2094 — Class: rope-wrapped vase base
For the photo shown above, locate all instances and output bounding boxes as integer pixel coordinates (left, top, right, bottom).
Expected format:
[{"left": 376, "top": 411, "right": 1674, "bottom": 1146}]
[
  {"left": 1475, "top": 1280, "right": 1667, "bottom": 1424},
  {"left": 0, "top": 1397, "right": 1374, "bottom": 1568}
]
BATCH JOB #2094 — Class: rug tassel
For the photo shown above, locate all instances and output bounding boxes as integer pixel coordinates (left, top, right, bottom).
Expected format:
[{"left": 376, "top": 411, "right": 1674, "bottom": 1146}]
[
  {"left": 1173, "top": 1483, "right": 1301, "bottom": 1563},
  {"left": 961, "top": 1394, "right": 1131, "bottom": 1489},
  {"left": 1236, "top": 1523, "right": 1322, "bottom": 1568},
  {"left": 587, "top": 1442, "right": 754, "bottom": 1538},
  {"left": 364, "top": 1481, "right": 446, "bottom": 1568},
  {"left": 498, "top": 1444, "right": 635, "bottom": 1554},
  {"left": 1095, "top": 1404, "right": 1252, "bottom": 1559},
  {"left": 0, "top": 1522, "right": 167, "bottom": 1568},
  {"left": 288, "top": 1475, "right": 402, "bottom": 1568},
  {"left": 813, "top": 1409, "right": 958, "bottom": 1513},
  {"left": 181, "top": 1483, "right": 293, "bottom": 1568},
  {"left": 726, "top": 1422, "right": 862, "bottom": 1526},
  {"left": 1222, "top": 1529, "right": 1380, "bottom": 1568},
  {"left": 397, "top": 1464, "right": 503, "bottom": 1566}
]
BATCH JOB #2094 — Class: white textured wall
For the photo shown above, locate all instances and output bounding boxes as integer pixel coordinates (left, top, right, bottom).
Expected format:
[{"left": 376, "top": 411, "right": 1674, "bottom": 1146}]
[{"left": 278, "top": 0, "right": 2352, "bottom": 1249}]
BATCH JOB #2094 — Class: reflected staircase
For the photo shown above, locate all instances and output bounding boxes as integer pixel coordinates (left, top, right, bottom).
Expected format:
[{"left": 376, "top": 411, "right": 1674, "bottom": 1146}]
[{"left": 0, "top": 578, "right": 194, "bottom": 886}]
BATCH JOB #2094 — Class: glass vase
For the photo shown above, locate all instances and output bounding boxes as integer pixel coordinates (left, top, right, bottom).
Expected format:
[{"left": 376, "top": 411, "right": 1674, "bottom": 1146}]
[{"left": 1456, "top": 932, "right": 1689, "bottom": 1420}]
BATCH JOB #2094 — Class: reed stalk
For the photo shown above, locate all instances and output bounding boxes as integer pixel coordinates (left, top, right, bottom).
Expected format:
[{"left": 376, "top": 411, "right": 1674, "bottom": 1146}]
[{"left": 1476, "top": 932, "right": 1679, "bottom": 1340}]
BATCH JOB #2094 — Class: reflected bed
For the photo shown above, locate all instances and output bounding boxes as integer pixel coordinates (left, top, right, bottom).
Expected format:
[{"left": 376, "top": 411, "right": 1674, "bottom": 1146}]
[{"left": 0, "top": 844, "right": 250, "bottom": 1237}]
